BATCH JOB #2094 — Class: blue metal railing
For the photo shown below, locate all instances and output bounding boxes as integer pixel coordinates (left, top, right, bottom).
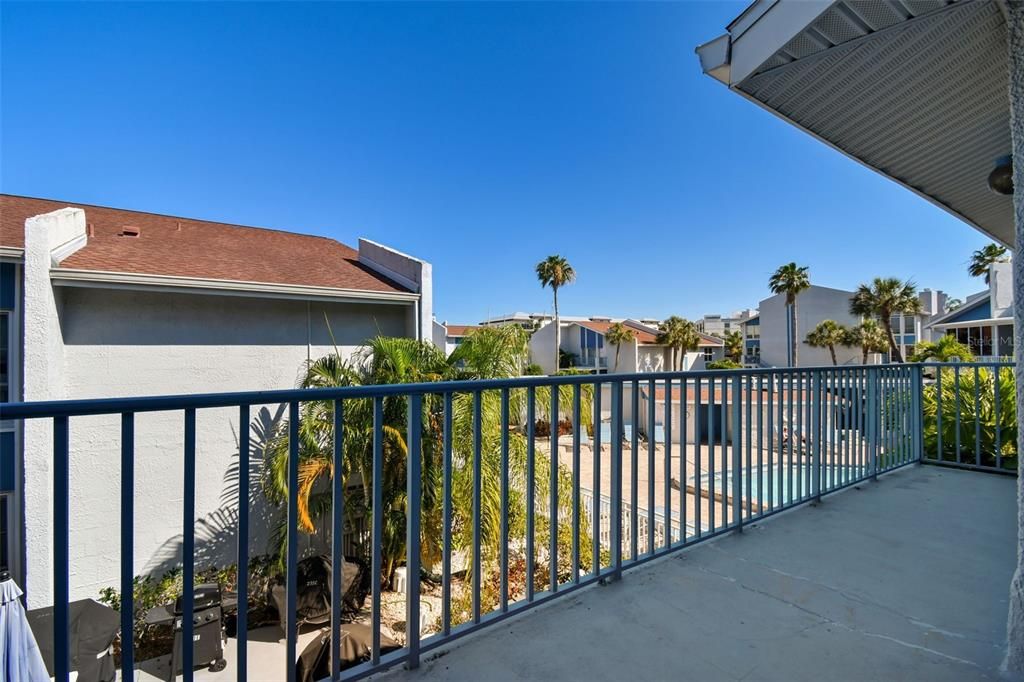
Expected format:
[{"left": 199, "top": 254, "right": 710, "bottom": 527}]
[
  {"left": 0, "top": 362, "right": 1010, "bottom": 681},
  {"left": 920, "top": 361, "right": 1016, "bottom": 474}
]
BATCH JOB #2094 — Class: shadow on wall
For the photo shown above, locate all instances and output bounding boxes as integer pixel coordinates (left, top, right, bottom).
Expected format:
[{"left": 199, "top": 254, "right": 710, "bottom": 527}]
[{"left": 141, "top": 404, "right": 325, "bottom": 579}]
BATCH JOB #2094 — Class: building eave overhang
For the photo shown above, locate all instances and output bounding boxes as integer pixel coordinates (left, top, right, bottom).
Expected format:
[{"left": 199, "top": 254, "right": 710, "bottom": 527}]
[
  {"left": 695, "top": 0, "right": 1015, "bottom": 247},
  {"left": 49, "top": 268, "right": 420, "bottom": 306}
]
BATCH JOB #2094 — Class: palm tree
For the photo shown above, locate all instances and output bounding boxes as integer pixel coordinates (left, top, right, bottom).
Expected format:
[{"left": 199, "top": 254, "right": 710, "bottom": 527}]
[
  {"left": 722, "top": 330, "right": 744, "bottom": 363},
  {"left": 849, "top": 277, "right": 922, "bottom": 363},
  {"left": 768, "top": 263, "right": 810, "bottom": 366},
  {"left": 264, "top": 324, "right": 592, "bottom": 603},
  {"left": 844, "top": 320, "right": 889, "bottom": 364},
  {"left": 536, "top": 256, "right": 576, "bottom": 372},
  {"left": 657, "top": 316, "right": 700, "bottom": 370},
  {"left": 910, "top": 334, "right": 975, "bottom": 363},
  {"left": 968, "top": 243, "right": 1010, "bottom": 283},
  {"left": 805, "top": 320, "right": 847, "bottom": 366},
  {"left": 605, "top": 322, "right": 635, "bottom": 371}
]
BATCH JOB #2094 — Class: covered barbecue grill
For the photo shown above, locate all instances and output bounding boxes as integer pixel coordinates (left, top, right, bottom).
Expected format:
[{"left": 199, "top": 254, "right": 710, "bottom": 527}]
[{"left": 296, "top": 623, "right": 400, "bottom": 682}]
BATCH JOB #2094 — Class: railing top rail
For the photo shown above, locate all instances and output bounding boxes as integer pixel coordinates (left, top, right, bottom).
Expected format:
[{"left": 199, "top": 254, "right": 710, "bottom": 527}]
[{"left": 0, "top": 361, "right": 1012, "bottom": 420}]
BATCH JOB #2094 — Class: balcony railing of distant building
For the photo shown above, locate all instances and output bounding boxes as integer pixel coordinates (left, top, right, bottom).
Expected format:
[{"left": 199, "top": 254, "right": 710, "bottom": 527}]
[{"left": 0, "top": 360, "right": 1015, "bottom": 681}]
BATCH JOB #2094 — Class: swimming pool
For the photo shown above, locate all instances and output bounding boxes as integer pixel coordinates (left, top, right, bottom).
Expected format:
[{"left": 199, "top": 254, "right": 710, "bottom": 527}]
[{"left": 692, "top": 464, "right": 865, "bottom": 507}]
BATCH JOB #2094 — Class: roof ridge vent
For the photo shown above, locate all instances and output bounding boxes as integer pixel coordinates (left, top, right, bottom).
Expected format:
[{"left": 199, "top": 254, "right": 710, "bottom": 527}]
[{"left": 119, "top": 226, "right": 141, "bottom": 237}]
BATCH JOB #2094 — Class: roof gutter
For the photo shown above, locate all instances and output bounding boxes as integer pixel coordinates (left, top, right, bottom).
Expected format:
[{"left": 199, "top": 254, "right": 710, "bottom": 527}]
[{"left": 49, "top": 268, "right": 420, "bottom": 305}]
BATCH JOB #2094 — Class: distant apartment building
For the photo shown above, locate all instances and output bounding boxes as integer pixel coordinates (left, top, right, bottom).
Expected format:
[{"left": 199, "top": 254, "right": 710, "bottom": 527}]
[
  {"left": 739, "top": 313, "right": 760, "bottom": 366},
  {"left": 529, "top": 318, "right": 723, "bottom": 375},
  {"left": 697, "top": 309, "right": 757, "bottom": 337},
  {"left": 431, "top": 321, "right": 480, "bottom": 356},
  {"left": 926, "top": 263, "right": 1014, "bottom": 361},
  {"left": 758, "top": 285, "right": 950, "bottom": 367}
]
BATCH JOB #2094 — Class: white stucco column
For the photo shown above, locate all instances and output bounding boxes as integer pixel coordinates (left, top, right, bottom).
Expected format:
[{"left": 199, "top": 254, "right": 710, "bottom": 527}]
[
  {"left": 1004, "top": 2, "right": 1024, "bottom": 672},
  {"left": 21, "top": 207, "right": 86, "bottom": 608}
]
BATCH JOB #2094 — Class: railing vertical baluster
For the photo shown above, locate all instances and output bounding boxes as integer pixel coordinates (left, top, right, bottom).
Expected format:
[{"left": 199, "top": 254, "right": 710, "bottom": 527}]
[
  {"left": 443, "top": 393, "right": 455, "bottom": 627},
  {"left": 647, "top": 378, "right": 655, "bottom": 556},
  {"left": 592, "top": 383, "right": 602, "bottom": 575},
  {"left": 868, "top": 368, "right": 878, "bottom": 480},
  {"left": 721, "top": 376, "right": 729, "bottom": 523},
  {"left": 285, "top": 402, "right": 299, "bottom": 682},
  {"left": 630, "top": 380, "right": 639, "bottom": 561},
  {"left": 407, "top": 394, "right": 423, "bottom": 668},
  {"left": 936, "top": 366, "right": 943, "bottom": 461},
  {"left": 182, "top": 409, "right": 197, "bottom": 681},
  {"left": 973, "top": 366, "right": 982, "bottom": 467},
  {"left": 371, "top": 397, "right": 384, "bottom": 664},
  {"left": 572, "top": 384, "right": 581, "bottom": 582},
  {"left": 548, "top": 386, "right": 559, "bottom": 593},
  {"left": 731, "top": 374, "right": 742, "bottom": 531},
  {"left": 811, "top": 372, "right": 821, "bottom": 502},
  {"left": 787, "top": 372, "right": 794, "bottom": 504},
  {"left": 664, "top": 379, "right": 672, "bottom": 548},
  {"left": 610, "top": 381, "right": 623, "bottom": 579},
  {"left": 695, "top": 378, "right": 703, "bottom": 537},
  {"left": 767, "top": 373, "right": 774, "bottom": 512},
  {"left": 499, "top": 389, "right": 509, "bottom": 611},
  {"left": 473, "top": 391, "right": 483, "bottom": 619},
  {"left": 707, "top": 377, "right": 715, "bottom": 533},
  {"left": 237, "top": 405, "right": 250, "bottom": 682},
  {"left": 912, "top": 364, "right": 923, "bottom": 463},
  {"left": 120, "top": 413, "right": 135, "bottom": 680},
  {"left": 526, "top": 387, "right": 536, "bottom": 600},
  {"left": 954, "top": 364, "right": 961, "bottom": 464},
  {"left": 53, "top": 415, "right": 70, "bottom": 682},
  {"left": 745, "top": 375, "right": 752, "bottom": 519},
  {"left": 995, "top": 366, "right": 1003, "bottom": 469},
  {"left": 680, "top": 378, "right": 687, "bottom": 541},
  {"left": 330, "top": 400, "right": 342, "bottom": 681}
]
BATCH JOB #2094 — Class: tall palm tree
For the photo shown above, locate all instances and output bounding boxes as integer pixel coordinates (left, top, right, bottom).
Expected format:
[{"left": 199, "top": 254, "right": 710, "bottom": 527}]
[
  {"left": 722, "top": 330, "right": 744, "bottom": 363},
  {"left": 968, "top": 243, "right": 1010, "bottom": 283},
  {"left": 536, "top": 256, "right": 576, "bottom": 372},
  {"left": 605, "top": 322, "right": 635, "bottom": 371},
  {"left": 849, "top": 277, "right": 922, "bottom": 363},
  {"left": 844, "top": 320, "right": 890, "bottom": 364},
  {"left": 805, "top": 320, "right": 847, "bottom": 366},
  {"left": 768, "top": 263, "right": 810, "bottom": 366},
  {"left": 657, "top": 316, "right": 700, "bottom": 370}
]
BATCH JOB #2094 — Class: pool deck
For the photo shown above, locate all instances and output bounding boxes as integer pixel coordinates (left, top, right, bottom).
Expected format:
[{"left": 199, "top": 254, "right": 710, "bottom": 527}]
[{"left": 378, "top": 464, "right": 1018, "bottom": 682}]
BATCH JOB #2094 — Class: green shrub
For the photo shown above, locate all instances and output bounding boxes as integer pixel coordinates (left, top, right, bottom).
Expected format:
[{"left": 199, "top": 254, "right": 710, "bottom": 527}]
[
  {"left": 98, "top": 556, "right": 278, "bottom": 663},
  {"left": 922, "top": 366, "right": 1017, "bottom": 470},
  {"left": 523, "top": 363, "right": 544, "bottom": 376},
  {"left": 706, "top": 359, "right": 742, "bottom": 370}
]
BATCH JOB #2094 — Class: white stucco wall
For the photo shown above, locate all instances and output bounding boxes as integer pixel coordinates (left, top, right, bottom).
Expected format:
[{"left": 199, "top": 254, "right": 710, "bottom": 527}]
[
  {"left": 528, "top": 322, "right": 559, "bottom": 374},
  {"left": 991, "top": 261, "right": 1014, "bottom": 318},
  {"left": 759, "top": 286, "right": 863, "bottom": 367},
  {"left": 1002, "top": 2, "right": 1024, "bottom": 671},
  {"left": 358, "top": 238, "right": 432, "bottom": 342},
  {"left": 21, "top": 208, "right": 84, "bottom": 608},
  {"left": 38, "top": 288, "right": 408, "bottom": 605},
  {"left": 18, "top": 208, "right": 417, "bottom": 607}
]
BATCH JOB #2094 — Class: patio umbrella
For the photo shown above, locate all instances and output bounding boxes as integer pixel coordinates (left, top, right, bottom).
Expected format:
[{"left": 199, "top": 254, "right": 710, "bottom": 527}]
[{"left": 0, "top": 572, "right": 49, "bottom": 682}]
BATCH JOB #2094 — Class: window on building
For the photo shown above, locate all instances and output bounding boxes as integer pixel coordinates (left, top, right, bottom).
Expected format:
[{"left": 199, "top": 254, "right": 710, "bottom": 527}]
[
  {"left": 997, "top": 324, "right": 1014, "bottom": 358},
  {"left": 703, "top": 347, "right": 714, "bottom": 361}
]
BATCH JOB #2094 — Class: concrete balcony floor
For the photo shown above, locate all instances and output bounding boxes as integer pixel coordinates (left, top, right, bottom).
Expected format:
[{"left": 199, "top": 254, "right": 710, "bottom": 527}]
[{"left": 381, "top": 465, "right": 1017, "bottom": 682}]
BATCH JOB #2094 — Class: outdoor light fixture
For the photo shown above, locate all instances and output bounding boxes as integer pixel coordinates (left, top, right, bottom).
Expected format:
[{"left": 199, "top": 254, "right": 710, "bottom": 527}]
[{"left": 988, "top": 155, "right": 1013, "bottom": 195}]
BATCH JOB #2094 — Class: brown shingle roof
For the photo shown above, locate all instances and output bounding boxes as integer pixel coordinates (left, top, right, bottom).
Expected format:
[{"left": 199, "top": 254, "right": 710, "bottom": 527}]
[
  {"left": 0, "top": 195, "right": 410, "bottom": 294},
  {"left": 445, "top": 325, "right": 479, "bottom": 337}
]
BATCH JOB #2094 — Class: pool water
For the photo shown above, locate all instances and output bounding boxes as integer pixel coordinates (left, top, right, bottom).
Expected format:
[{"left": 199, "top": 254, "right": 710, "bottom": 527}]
[{"left": 692, "top": 464, "right": 865, "bottom": 507}]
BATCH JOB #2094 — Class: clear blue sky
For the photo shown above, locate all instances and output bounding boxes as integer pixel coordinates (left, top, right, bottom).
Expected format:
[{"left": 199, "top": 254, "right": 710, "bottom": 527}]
[{"left": 1, "top": 1, "right": 993, "bottom": 324}]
